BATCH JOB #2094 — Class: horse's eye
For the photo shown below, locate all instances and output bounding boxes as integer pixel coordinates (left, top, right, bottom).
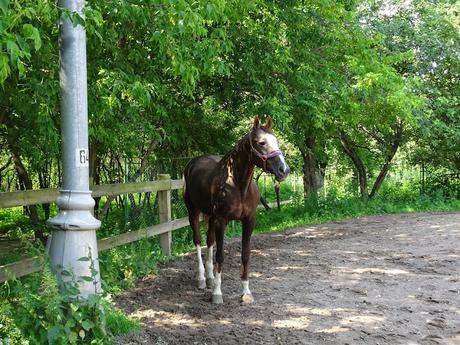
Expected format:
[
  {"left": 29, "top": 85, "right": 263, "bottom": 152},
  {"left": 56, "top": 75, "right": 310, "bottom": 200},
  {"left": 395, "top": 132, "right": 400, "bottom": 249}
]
[{"left": 259, "top": 141, "right": 266, "bottom": 146}]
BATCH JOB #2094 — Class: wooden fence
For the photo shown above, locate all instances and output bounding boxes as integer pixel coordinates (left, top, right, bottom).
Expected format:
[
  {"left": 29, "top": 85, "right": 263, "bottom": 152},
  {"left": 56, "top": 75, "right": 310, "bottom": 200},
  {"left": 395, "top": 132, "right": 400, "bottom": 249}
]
[{"left": 0, "top": 176, "right": 288, "bottom": 283}]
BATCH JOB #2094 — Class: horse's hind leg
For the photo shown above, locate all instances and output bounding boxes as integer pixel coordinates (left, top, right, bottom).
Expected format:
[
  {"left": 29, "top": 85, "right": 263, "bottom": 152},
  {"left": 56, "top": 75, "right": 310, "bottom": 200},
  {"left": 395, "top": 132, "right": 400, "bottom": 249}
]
[
  {"left": 185, "top": 198, "right": 206, "bottom": 289},
  {"left": 212, "top": 217, "right": 226, "bottom": 304},
  {"left": 205, "top": 217, "right": 216, "bottom": 288},
  {"left": 240, "top": 217, "right": 255, "bottom": 304}
]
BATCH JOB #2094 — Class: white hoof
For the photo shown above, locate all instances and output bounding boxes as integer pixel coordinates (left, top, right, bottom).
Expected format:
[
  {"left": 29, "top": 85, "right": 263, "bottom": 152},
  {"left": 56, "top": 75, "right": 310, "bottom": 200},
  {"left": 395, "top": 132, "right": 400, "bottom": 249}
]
[
  {"left": 212, "top": 294, "right": 223, "bottom": 304},
  {"left": 241, "top": 293, "right": 254, "bottom": 304},
  {"left": 198, "top": 279, "right": 206, "bottom": 289}
]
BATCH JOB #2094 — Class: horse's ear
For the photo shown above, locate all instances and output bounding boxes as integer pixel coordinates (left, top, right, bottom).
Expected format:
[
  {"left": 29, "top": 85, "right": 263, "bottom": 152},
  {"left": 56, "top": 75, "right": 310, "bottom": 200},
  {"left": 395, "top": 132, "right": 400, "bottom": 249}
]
[
  {"left": 253, "top": 116, "right": 260, "bottom": 129},
  {"left": 265, "top": 116, "right": 273, "bottom": 131}
]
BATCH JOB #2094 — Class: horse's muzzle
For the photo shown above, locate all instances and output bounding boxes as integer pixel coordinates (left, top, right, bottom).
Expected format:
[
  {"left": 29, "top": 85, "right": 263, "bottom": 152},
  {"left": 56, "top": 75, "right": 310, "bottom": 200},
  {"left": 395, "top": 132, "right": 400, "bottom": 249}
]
[{"left": 271, "top": 156, "right": 290, "bottom": 182}]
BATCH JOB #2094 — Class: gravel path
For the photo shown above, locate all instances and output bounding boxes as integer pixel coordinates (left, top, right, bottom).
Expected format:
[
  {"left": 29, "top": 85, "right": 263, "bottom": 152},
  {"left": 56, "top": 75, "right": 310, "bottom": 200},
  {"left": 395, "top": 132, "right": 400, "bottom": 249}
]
[{"left": 114, "top": 212, "right": 460, "bottom": 345}]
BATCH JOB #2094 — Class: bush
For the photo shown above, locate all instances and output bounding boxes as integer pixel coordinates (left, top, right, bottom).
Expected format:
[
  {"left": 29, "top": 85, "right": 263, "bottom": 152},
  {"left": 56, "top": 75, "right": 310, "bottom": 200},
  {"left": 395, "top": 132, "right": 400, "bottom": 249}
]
[
  {"left": 0, "top": 304, "right": 28, "bottom": 345},
  {"left": 1, "top": 256, "right": 139, "bottom": 345}
]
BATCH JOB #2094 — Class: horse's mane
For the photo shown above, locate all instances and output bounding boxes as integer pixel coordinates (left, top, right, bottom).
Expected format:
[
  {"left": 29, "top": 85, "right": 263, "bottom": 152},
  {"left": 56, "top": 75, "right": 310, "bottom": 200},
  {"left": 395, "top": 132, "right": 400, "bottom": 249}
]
[
  {"left": 218, "top": 125, "right": 271, "bottom": 168},
  {"left": 218, "top": 133, "right": 250, "bottom": 168}
]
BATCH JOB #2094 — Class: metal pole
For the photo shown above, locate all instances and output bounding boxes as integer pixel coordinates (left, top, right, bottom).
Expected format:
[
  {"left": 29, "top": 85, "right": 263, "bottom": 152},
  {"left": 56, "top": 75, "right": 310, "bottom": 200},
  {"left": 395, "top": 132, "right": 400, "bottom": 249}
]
[{"left": 47, "top": 0, "right": 101, "bottom": 297}]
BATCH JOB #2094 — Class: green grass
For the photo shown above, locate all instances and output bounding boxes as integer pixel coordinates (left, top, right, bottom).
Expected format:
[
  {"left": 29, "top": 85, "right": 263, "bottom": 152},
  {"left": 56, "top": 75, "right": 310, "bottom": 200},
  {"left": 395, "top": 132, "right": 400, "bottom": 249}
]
[
  {"left": 218, "top": 194, "right": 460, "bottom": 240},
  {"left": 106, "top": 305, "right": 141, "bottom": 336},
  {"left": 255, "top": 195, "right": 460, "bottom": 234}
]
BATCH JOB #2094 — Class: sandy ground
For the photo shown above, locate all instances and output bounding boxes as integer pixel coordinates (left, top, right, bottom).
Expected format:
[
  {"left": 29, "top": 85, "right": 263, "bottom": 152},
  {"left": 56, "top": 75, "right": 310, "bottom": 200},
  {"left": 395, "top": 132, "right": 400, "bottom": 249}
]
[{"left": 114, "top": 212, "right": 460, "bottom": 345}]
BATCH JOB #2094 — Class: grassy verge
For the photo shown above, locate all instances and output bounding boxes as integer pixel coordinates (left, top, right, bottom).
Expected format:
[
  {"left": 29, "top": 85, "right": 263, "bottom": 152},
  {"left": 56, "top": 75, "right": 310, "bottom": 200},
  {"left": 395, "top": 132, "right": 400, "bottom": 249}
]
[{"left": 254, "top": 195, "right": 460, "bottom": 234}]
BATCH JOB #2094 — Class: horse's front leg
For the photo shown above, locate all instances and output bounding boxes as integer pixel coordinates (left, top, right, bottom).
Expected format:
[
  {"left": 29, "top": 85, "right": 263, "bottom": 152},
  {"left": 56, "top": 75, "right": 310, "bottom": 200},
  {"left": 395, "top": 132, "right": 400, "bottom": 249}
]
[
  {"left": 212, "top": 218, "right": 226, "bottom": 304},
  {"left": 241, "top": 217, "right": 255, "bottom": 304},
  {"left": 205, "top": 217, "right": 216, "bottom": 289},
  {"left": 188, "top": 207, "right": 206, "bottom": 289}
]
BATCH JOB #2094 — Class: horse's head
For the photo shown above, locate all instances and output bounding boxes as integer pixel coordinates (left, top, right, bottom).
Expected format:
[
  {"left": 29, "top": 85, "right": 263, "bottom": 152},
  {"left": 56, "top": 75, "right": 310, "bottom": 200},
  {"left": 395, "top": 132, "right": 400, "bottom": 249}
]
[{"left": 249, "top": 117, "right": 290, "bottom": 182}]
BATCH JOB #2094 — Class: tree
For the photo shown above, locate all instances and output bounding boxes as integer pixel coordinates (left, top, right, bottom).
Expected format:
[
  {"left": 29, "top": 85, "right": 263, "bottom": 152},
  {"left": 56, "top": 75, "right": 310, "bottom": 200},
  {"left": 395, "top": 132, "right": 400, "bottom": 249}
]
[{"left": 359, "top": 0, "right": 460, "bottom": 185}]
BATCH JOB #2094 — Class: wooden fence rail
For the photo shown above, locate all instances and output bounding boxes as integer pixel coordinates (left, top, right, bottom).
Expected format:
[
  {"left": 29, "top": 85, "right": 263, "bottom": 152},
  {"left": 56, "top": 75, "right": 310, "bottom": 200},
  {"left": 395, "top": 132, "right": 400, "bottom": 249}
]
[
  {"left": 0, "top": 179, "right": 181, "bottom": 208},
  {"left": 0, "top": 177, "right": 289, "bottom": 283}
]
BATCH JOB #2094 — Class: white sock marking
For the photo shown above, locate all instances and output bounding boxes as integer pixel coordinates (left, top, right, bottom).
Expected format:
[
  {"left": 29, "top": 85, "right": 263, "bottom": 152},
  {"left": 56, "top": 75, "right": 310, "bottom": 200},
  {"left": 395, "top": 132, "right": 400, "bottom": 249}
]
[
  {"left": 212, "top": 272, "right": 222, "bottom": 296},
  {"left": 205, "top": 245, "right": 214, "bottom": 280},
  {"left": 242, "top": 280, "right": 251, "bottom": 295},
  {"left": 196, "top": 245, "right": 205, "bottom": 282}
]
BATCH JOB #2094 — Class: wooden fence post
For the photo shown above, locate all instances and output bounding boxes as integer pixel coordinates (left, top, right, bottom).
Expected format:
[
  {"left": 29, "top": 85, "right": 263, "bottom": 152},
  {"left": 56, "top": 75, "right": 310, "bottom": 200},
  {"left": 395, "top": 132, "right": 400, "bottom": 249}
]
[{"left": 158, "top": 174, "right": 172, "bottom": 256}]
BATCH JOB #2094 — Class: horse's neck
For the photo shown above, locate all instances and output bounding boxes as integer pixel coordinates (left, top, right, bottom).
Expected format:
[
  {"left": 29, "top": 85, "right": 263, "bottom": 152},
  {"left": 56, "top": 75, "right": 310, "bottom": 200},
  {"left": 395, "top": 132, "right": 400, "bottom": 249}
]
[{"left": 221, "top": 136, "right": 254, "bottom": 197}]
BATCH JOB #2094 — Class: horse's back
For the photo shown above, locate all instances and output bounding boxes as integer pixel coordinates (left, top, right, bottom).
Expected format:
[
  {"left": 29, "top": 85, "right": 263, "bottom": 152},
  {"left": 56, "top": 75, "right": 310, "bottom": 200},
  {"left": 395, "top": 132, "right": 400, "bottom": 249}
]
[
  {"left": 184, "top": 155, "right": 220, "bottom": 215},
  {"left": 184, "top": 155, "right": 220, "bottom": 181}
]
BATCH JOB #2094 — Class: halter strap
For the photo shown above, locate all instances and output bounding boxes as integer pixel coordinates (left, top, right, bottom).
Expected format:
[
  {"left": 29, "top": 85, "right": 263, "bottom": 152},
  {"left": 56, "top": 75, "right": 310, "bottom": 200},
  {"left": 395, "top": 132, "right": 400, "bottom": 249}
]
[{"left": 249, "top": 132, "right": 283, "bottom": 173}]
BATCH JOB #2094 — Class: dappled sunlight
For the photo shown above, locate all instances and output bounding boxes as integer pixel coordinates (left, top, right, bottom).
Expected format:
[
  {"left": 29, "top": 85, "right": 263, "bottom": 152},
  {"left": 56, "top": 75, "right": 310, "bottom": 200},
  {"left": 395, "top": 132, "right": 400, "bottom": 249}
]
[
  {"left": 341, "top": 315, "right": 385, "bottom": 328},
  {"left": 130, "top": 309, "right": 206, "bottom": 329},
  {"left": 250, "top": 271, "right": 263, "bottom": 278},
  {"left": 251, "top": 249, "right": 270, "bottom": 257},
  {"left": 272, "top": 316, "right": 311, "bottom": 330},
  {"left": 271, "top": 303, "right": 386, "bottom": 335},
  {"left": 265, "top": 276, "right": 281, "bottom": 281},
  {"left": 292, "top": 250, "right": 312, "bottom": 256},
  {"left": 286, "top": 305, "right": 353, "bottom": 317},
  {"left": 336, "top": 266, "right": 411, "bottom": 275},
  {"left": 285, "top": 232, "right": 306, "bottom": 238},
  {"left": 316, "top": 325, "right": 352, "bottom": 334},
  {"left": 446, "top": 335, "right": 460, "bottom": 343},
  {"left": 130, "top": 308, "right": 241, "bottom": 330},
  {"left": 394, "top": 233, "right": 408, "bottom": 238},
  {"left": 284, "top": 226, "right": 348, "bottom": 240},
  {"left": 243, "top": 319, "right": 266, "bottom": 327},
  {"left": 275, "top": 265, "right": 307, "bottom": 271}
]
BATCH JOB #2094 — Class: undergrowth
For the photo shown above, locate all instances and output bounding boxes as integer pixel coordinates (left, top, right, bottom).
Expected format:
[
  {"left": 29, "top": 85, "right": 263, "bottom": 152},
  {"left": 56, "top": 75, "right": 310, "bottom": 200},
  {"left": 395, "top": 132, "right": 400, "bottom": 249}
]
[{"left": 0, "top": 255, "right": 140, "bottom": 344}]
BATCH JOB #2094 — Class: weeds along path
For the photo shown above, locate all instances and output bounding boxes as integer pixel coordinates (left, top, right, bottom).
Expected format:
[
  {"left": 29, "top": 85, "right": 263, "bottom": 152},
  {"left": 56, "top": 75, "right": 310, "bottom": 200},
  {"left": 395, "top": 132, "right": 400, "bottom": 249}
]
[{"left": 114, "top": 212, "right": 460, "bottom": 345}]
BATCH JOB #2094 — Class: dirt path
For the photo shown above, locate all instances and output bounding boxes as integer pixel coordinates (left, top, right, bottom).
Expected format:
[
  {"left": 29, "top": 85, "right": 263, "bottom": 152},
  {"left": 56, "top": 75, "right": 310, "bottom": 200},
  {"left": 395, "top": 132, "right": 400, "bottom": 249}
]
[{"left": 114, "top": 212, "right": 460, "bottom": 345}]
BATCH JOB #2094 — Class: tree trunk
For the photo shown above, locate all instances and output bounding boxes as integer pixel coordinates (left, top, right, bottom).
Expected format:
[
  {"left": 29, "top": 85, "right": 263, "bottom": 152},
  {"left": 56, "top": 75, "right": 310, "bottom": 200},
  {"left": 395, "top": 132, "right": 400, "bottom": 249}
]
[
  {"left": 369, "top": 121, "right": 403, "bottom": 198},
  {"left": 0, "top": 157, "right": 12, "bottom": 191},
  {"left": 300, "top": 137, "right": 324, "bottom": 200},
  {"left": 38, "top": 168, "right": 51, "bottom": 221},
  {"left": 98, "top": 140, "right": 158, "bottom": 220},
  {"left": 254, "top": 171, "right": 270, "bottom": 210},
  {"left": 274, "top": 182, "right": 281, "bottom": 211},
  {"left": 339, "top": 130, "right": 369, "bottom": 199},
  {"left": 11, "top": 151, "right": 45, "bottom": 241}
]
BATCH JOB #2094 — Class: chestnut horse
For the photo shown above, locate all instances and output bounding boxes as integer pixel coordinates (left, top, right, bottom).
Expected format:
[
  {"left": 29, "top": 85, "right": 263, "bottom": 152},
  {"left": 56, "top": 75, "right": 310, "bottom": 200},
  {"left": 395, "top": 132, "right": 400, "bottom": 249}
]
[{"left": 184, "top": 117, "right": 289, "bottom": 304}]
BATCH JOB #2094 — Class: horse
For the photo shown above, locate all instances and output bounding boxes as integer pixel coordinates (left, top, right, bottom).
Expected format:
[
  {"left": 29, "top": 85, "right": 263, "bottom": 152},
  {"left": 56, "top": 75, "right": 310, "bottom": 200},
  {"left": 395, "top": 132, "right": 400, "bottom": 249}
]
[{"left": 183, "top": 116, "right": 289, "bottom": 304}]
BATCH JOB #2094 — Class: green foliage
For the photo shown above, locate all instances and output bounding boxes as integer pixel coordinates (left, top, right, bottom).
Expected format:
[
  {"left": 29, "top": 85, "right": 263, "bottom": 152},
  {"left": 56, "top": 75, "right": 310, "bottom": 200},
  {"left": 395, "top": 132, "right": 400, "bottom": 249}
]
[
  {"left": 99, "top": 236, "right": 164, "bottom": 293},
  {"left": 360, "top": 0, "right": 460, "bottom": 173},
  {"left": 1, "top": 0, "right": 458, "bottom": 207},
  {"left": 6, "top": 263, "right": 107, "bottom": 344},
  {"left": 0, "top": 0, "right": 45, "bottom": 83},
  {"left": 105, "top": 306, "right": 140, "bottom": 336},
  {"left": 0, "top": 254, "right": 140, "bottom": 344},
  {"left": 0, "top": 304, "right": 27, "bottom": 345}
]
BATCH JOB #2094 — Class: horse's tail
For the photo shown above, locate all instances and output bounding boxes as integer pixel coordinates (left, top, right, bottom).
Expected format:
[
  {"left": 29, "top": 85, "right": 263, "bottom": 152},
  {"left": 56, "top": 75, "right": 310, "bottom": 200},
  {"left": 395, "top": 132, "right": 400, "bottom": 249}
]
[{"left": 183, "top": 159, "right": 193, "bottom": 198}]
